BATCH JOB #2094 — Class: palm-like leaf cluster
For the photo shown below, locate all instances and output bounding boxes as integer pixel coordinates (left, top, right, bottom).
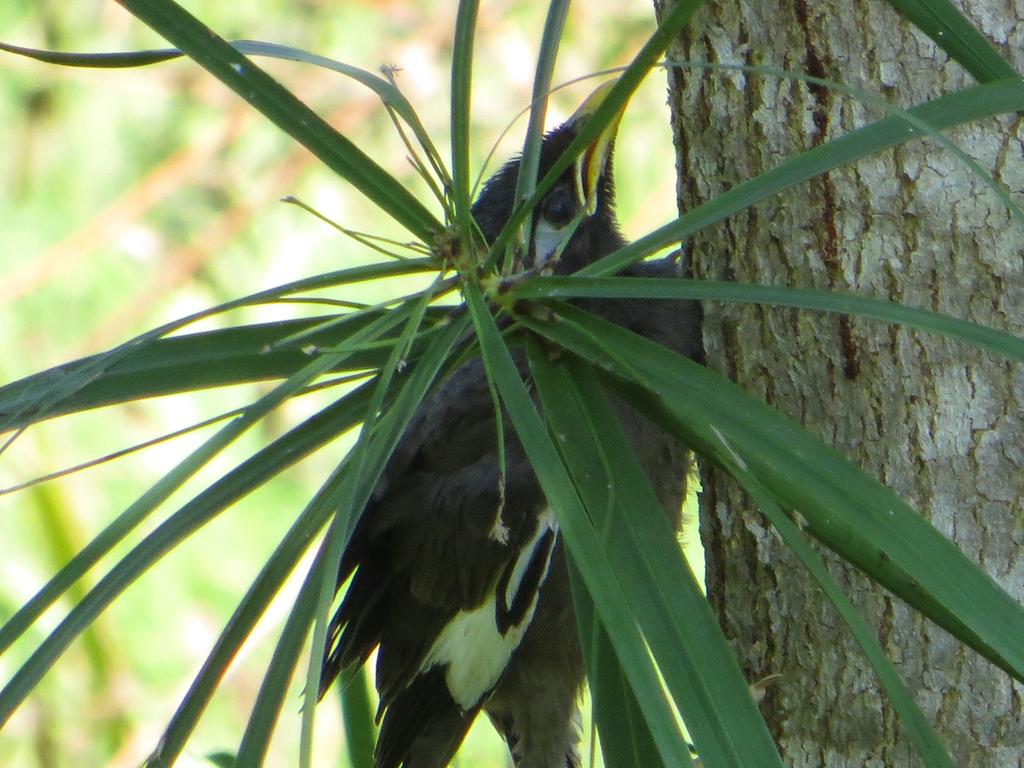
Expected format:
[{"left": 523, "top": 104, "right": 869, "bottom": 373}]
[{"left": 1, "top": 1, "right": 1022, "bottom": 766}]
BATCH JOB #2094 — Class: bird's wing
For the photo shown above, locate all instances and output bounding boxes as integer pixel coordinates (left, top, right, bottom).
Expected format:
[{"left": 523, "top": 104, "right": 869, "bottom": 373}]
[{"left": 321, "top": 356, "right": 556, "bottom": 767}]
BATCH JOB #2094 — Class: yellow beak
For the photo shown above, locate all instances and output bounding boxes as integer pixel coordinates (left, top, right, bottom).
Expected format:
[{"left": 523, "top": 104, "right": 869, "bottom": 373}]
[{"left": 568, "top": 79, "right": 629, "bottom": 215}]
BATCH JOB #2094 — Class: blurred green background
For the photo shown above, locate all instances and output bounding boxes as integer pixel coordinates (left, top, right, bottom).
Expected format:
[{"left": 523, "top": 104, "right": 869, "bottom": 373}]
[{"left": 0, "top": 1, "right": 684, "bottom": 765}]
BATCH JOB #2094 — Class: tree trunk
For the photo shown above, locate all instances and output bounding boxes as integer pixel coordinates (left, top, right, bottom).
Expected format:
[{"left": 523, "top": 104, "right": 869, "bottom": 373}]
[{"left": 655, "top": 0, "right": 1024, "bottom": 764}]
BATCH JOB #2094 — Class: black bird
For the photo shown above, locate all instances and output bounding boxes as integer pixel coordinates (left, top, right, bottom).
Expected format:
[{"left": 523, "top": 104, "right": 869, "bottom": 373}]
[{"left": 319, "top": 83, "right": 702, "bottom": 768}]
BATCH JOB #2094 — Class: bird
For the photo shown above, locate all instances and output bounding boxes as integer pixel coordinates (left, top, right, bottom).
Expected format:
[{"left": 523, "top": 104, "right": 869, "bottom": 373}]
[{"left": 318, "top": 82, "right": 703, "bottom": 768}]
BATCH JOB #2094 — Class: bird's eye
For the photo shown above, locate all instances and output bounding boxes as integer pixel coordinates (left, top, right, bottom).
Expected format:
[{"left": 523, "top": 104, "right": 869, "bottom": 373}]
[{"left": 541, "top": 187, "right": 576, "bottom": 228}]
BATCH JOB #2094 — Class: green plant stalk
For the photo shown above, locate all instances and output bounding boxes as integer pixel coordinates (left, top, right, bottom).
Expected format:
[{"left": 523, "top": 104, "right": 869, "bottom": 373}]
[{"left": 451, "top": 0, "right": 480, "bottom": 243}]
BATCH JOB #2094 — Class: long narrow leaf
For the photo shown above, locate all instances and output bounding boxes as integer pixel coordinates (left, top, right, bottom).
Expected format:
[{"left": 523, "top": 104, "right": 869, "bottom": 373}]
[
  {"left": 512, "top": 276, "right": 1024, "bottom": 361},
  {"left": 234, "top": 40, "right": 442, "bottom": 166},
  {"left": 233, "top": 312, "right": 470, "bottom": 763},
  {"left": 463, "top": 283, "right": 694, "bottom": 766},
  {"left": 508, "top": 0, "right": 571, "bottom": 271},
  {"left": 300, "top": 279, "right": 445, "bottom": 768},
  {"left": 0, "top": 39, "right": 179, "bottom": 67},
  {"left": 230, "top": 440, "right": 367, "bottom": 766},
  {"left": 567, "top": 562, "right": 671, "bottom": 768},
  {"left": 0, "top": 311, "right": 443, "bottom": 428},
  {"left": 704, "top": 431, "right": 957, "bottom": 767},
  {"left": 882, "top": 0, "right": 1017, "bottom": 82},
  {"left": 0, "top": 36, "right": 446, "bottom": 161},
  {"left": 0, "top": 259, "right": 434, "bottom": 432},
  {"left": 578, "top": 373, "right": 955, "bottom": 766},
  {"left": 489, "top": 0, "right": 706, "bottom": 260},
  {"left": 582, "top": 77, "right": 1024, "bottom": 276},
  {"left": 515, "top": 0, "right": 570, "bottom": 206},
  {"left": 538, "top": 367, "right": 682, "bottom": 768},
  {"left": 530, "top": 347, "right": 781, "bottom": 768},
  {"left": 451, "top": 0, "right": 480, "bottom": 233},
  {"left": 518, "top": 303, "right": 1024, "bottom": 682},
  {"left": 235, "top": 536, "right": 331, "bottom": 766},
  {"left": 339, "top": 667, "right": 376, "bottom": 768},
  {"left": 0, "top": 304, "right": 416, "bottom": 703},
  {"left": 117, "top": 0, "right": 441, "bottom": 240}
]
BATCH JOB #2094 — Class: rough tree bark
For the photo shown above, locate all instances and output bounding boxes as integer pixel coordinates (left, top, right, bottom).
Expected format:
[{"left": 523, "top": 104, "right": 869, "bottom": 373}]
[{"left": 654, "top": 0, "right": 1024, "bottom": 765}]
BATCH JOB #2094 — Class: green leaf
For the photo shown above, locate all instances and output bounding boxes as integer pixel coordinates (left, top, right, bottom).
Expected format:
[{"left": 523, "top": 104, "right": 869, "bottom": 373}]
[
  {"left": 236, "top": 536, "right": 331, "bottom": 767},
  {"left": 582, "top": 77, "right": 1024, "bottom": 276},
  {"left": 515, "top": 0, "right": 570, "bottom": 204},
  {"left": 512, "top": 276, "right": 1024, "bottom": 361},
  {"left": 463, "top": 283, "right": 696, "bottom": 766},
  {"left": 530, "top": 348, "right": 781, "bottom": 768},
  {"left": 451, "top": 0, "right": 480, "bottom": 235},
  {"left": 116, "top": 0, "right": 441, "bottom": 241},
  {"left": 508, "top": 0, "right": 571, "bottom": 270},
  {"left": 518, "top": 303, "right": 1024, "bottom": 684},
  {"left": 0, "top": 39, "right": 181, "bottom": 67},
  {"left": 882, "top": 0, "right": 1018, "bottom": 82},
  {"left": 489, "top": 0, "right": 707, "bottom": 261},
  {"left": 0, "top": 380, "right": 374, "bottom": 727},
  {"left": 0, "top": 312, "right": 442, "bottom": 429},
  {"left": 707, "top": 440, "right": 957, "bottom": 767},
  {"left": 0, "top": 30, "right": 466, "bottom": 172},
  {"left": 567, "top": 562, "right": 673, "bottom": 768}
]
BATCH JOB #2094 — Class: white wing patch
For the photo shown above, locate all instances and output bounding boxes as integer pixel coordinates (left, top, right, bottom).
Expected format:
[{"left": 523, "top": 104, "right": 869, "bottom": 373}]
[
  {"left": 423, "top": 508, "right": 558, "bottom": 711},
  {"left": 504, "top": 508, "right": 556, "bottom": 609}
]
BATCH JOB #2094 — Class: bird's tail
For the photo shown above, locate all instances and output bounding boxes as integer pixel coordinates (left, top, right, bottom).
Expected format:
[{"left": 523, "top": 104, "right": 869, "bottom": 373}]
[{"left": 374, "top": 666, "right": 477, "bottom": 768}]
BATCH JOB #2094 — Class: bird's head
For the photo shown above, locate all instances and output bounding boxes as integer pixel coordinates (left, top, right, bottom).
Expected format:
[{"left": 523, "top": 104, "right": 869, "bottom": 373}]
[{"left": 471, "top": 81, "right": 627, "bottom": 274}]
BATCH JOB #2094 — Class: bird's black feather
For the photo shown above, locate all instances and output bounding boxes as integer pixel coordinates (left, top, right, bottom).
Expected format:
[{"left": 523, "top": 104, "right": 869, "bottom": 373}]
[
  {"left": 319, "top": 106, "right": 700, "bottom": 768},
  {"left": 374, "top": 666, "right": 477, "bottom": 768}
]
